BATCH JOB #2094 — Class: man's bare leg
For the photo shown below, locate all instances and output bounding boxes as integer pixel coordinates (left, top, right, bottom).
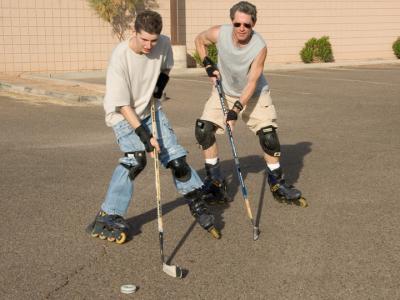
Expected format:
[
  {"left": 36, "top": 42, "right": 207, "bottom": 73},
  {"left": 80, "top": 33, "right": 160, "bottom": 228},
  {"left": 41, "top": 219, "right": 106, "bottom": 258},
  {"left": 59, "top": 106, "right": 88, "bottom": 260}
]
[
  {"left": 263, "top": 153, "right": 306, "bottom": 206},
  {"left": 202, "top": 142, "right": 229, "bottom": 204}
]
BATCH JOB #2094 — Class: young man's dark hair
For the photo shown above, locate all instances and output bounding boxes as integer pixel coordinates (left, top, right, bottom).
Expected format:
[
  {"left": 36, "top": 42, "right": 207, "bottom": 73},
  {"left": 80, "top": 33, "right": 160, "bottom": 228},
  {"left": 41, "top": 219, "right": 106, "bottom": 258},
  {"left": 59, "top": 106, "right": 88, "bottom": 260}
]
[
  {"left": 134, "top": 10, "right": 163, "bottom": 34},
  {"left": 229, "top": 1, "right": 257, "bottom": 23}
]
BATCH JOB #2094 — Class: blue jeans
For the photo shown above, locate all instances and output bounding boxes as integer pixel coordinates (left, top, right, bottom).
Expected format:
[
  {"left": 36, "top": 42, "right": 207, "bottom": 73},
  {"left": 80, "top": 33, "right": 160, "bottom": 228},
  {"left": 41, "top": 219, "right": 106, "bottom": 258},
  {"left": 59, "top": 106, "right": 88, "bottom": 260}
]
[{"left": 101, "top": 110, "right": 203, "bottom": 216}]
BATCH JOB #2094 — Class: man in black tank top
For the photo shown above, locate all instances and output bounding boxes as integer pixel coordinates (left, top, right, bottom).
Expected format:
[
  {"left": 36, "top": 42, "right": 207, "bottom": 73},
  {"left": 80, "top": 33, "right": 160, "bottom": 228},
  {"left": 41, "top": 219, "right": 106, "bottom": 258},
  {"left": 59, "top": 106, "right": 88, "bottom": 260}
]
[{"left": 194, "top": 1, "right": 307, "bottom": 207}]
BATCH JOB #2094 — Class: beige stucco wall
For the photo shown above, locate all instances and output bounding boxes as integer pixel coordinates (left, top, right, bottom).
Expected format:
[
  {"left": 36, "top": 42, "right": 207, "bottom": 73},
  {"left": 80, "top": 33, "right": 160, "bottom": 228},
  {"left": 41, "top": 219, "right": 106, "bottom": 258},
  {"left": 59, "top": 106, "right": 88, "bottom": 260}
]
[
  {"left": 185, "top": 0, "right": 400, "bottom": 64},
  {"left": 1, "top": 0, "right": 399, "bottom": 73},
  {"left": 0, "top": 0, "right": 171, "bottom": 73}
]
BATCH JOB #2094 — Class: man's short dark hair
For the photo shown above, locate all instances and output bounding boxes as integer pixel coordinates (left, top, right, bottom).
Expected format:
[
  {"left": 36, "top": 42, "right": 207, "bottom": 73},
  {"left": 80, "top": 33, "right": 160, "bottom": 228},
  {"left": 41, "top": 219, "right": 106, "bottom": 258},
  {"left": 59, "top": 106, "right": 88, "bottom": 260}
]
[
  {"left": 230, "top": 1, "right": 257, "bottom": 23},
  {"left": 134, "top": 10, "right": 163, "bottom": 34}
]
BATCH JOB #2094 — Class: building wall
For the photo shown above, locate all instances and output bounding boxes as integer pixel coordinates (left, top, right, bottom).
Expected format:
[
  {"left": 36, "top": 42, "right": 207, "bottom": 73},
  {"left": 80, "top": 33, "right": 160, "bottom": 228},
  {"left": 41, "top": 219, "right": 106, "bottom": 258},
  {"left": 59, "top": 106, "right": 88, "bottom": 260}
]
[
  {"left": 185, "top": 0, "right": 400, "bottom": 63},
  {"left": 1, "top": 0, "right": 399, "bottom": 73},
  {"left": 0, "top": 0, "right": 171, "bottom": 73}
]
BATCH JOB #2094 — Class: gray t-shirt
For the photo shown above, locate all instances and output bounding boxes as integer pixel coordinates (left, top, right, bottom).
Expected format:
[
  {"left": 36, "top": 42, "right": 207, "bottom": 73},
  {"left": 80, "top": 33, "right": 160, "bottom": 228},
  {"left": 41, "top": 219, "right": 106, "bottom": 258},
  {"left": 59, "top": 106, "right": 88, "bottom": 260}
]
[
  {"left": 217, "top": 24, "right": 269, "bottom": 97},
  {"left": 103, "top": 35, "right": 174, "bottom": 127}
]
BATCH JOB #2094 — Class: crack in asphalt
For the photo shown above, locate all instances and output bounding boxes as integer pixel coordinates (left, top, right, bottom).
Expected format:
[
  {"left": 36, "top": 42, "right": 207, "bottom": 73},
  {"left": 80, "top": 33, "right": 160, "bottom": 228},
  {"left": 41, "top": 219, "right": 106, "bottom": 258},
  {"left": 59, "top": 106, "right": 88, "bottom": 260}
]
[{"left": 45, "top": 246, "right": 107, "bottom": 299}]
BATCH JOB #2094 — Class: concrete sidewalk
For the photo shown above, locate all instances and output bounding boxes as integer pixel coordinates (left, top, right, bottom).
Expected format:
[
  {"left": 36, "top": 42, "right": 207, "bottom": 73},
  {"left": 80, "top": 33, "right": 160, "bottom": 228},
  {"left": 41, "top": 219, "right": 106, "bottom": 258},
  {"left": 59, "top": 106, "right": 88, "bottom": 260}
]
[
  {"left": 0, "top": 72, "right": 105, "bottom": 104},
  {"left": 1, "top": 59, "right": 399, "bottom": 103}
]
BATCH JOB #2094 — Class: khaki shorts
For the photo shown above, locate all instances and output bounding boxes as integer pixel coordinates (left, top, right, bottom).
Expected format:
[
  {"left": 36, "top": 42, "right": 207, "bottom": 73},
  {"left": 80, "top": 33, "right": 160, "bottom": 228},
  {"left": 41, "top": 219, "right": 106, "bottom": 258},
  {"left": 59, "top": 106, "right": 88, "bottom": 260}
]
[{"left": 200, "top": 87, "right": 278, "bottom": 134}]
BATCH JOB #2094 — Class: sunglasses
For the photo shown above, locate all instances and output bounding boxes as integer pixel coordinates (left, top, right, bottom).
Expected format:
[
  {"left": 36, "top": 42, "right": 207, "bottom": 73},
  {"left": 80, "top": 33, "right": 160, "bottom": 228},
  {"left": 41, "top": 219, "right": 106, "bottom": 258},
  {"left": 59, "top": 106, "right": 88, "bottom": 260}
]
[{"left": 233, "top": 22, "right": 252, "bottom": 29}]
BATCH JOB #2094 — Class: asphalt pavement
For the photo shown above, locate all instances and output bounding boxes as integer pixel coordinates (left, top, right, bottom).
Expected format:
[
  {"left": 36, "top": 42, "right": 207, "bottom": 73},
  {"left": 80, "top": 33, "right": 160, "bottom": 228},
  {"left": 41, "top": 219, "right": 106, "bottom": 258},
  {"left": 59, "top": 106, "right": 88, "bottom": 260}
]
[{"left": 0, "top": 64, "right": 399, "bottom": 299}]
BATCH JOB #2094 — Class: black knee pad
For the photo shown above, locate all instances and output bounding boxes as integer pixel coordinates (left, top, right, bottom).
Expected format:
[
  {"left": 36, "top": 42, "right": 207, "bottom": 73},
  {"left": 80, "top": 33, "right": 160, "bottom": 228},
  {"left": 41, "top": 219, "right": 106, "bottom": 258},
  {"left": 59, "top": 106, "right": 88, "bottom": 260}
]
[
  {"left": 167, "top": 156, "right": 192, "bottom": 182},
  {"left": 257, "top": 126, "right": 281, "bottom": 157},
  {"left": 195, "top": 119, "right": 216, "bottom": 150},
  {"left": 120, "top": 151, "right": 147, "bottom": 180}
]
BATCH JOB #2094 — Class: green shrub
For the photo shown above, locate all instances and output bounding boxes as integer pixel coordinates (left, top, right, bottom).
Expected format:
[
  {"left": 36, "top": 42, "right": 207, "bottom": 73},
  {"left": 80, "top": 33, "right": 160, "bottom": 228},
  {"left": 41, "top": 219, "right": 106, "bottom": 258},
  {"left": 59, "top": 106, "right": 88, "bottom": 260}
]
[
  {"left": 393, "top": 37, "right": 400, "bottom": 59},
  {"left": 300, "top": 39, "right": 316, "bottom": 63},
  {"left": 193, "top": 43, "right": 218, "bottom": 66},
  {"left": 300, "top": 36, "right": 334, "bottom": 63}
]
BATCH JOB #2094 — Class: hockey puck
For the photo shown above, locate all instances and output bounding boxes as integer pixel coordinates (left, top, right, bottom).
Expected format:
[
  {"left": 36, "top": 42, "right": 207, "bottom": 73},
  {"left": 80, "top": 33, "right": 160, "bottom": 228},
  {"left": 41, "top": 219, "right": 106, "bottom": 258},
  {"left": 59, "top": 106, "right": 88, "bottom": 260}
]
[{"left": 120, "top": 284, "right": 137, "bottom": 294}]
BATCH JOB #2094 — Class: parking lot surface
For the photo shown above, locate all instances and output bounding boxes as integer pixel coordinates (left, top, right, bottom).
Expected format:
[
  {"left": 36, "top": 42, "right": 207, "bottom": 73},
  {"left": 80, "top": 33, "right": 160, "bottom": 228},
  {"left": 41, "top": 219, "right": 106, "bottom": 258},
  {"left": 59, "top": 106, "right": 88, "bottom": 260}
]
[{"left": 0, "top": 64, "right": 399, "bottom": 299}]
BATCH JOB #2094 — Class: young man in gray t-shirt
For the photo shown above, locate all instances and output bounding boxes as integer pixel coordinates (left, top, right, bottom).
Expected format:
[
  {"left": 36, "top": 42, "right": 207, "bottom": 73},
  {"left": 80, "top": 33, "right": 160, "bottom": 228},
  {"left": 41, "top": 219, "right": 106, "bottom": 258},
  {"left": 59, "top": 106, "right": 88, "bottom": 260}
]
[
  {"left": 89, "top": 11, "right": 220, "bottom": 244},
  {"left": 194, "top": 1, "right": 307, "bottom": 207}
]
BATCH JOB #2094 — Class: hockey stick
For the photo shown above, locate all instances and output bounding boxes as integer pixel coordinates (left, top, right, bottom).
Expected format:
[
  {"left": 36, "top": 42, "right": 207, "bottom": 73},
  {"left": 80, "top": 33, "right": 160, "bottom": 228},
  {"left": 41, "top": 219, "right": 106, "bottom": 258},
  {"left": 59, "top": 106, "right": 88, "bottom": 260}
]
[
  {"left": 150, "top": 97, "right": 183, "bottom": 278},
  {"left": 215, "top": 79, "right": 260, "bottom": 241}
]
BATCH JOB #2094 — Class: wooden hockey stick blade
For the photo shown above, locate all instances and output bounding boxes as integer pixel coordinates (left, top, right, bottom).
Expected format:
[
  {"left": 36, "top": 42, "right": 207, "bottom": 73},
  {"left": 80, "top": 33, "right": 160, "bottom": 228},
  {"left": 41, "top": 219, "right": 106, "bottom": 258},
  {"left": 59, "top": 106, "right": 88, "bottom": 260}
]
[
  {"left": 163, "top": 263, "right": 183, "bottom": 278},
  {"left": 253, "top": 226, "right": 260, "bottom": 241}
]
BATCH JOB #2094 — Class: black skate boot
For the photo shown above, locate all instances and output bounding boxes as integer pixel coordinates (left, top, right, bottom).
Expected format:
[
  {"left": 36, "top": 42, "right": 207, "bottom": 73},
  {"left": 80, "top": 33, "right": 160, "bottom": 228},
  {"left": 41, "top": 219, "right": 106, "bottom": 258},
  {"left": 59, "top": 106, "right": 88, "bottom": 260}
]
[
  {"left": 89, "top": 211, "right": 130, "bottom": 244},
  {"left": 202, "top": 161, "right": 230, "bottom": 205},
  {"left": 266, "top": 167, "right": 308, "bottom": 207},
  {"left": 185, "top": 189, "right": 221, "bottom": 239}
]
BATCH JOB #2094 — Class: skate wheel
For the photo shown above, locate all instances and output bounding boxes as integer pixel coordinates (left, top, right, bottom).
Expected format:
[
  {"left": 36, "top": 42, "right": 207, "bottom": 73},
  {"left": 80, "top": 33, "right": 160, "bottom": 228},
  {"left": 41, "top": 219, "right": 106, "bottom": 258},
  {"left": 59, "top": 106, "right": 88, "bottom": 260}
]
[
  {"left": 297, "top": 197, "right": 308, "bottom": 208},
  {"left": 209, "top": 227, "right": 221, "bottom": 239},
  {"left": 107, "top": 236, "right": 116, "bottom": 242},
  {"left": 99, "top": 233, "right": 107, "bottom": 240},
  {"left": 91, "top": 232, "right": 99, "bottom": 238},
  {"left": 272, "top": 194, "right": 284, "bottom": 203},
  {"left": 116, "top": 232, "right": 127, "bottom": 244}
]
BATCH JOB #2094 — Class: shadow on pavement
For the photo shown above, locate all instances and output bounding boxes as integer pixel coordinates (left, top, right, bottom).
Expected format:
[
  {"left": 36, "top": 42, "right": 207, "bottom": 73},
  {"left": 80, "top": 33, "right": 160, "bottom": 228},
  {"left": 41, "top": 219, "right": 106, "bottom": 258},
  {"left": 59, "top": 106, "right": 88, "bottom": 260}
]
[
  {"left": 280, "top": 142, "right": 313, "bottom": 184},
  {"left": 124, "top": 141, "right": 311, "bottom": 258},
  {"left": 206, "top": 141, "right": 312, "bottom": 231},
  {"left": 198, "top": 141, "right": 312, "bottom": 202},
  {"left": 125, "top": 196, "right": 186, "bottom": 238},
  {"left": 166, "top": 220, "right": 196, "bottom": 266}
]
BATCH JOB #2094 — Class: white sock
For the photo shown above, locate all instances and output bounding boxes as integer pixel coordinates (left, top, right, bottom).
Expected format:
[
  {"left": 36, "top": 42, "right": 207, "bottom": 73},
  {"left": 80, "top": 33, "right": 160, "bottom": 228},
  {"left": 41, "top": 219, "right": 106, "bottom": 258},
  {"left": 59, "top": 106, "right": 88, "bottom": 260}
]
[
  {"left": 205, "top": 157, "right": 219, "bottom": 165},
  {"left": 267, "top": 162, "right": 280, "bottom": 171}
]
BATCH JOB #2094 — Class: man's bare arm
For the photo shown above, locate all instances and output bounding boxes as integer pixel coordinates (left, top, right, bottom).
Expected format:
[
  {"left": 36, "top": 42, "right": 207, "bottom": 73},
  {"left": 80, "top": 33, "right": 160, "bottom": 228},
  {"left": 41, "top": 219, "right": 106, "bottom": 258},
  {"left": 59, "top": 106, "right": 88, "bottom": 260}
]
[
  {"left": 194, "top": 25, "right": 220, "bottom": 62},
  {"left": 120, "top": 105, "right": 142, "bottom": 129}
]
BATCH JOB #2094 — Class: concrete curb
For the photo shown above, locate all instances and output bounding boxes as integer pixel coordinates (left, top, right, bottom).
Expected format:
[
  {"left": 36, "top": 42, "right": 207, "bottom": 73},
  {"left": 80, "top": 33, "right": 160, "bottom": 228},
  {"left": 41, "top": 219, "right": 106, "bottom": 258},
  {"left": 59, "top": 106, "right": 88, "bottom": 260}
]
[
  {"left": 170, "top": 59, "right": 400, "bottom": 75},
  {"left": 0, "top": 81, "right": 103, "bottom": 104},
  {"left": 19, "top": 59, "right": 400, "bottom": 83},
  {"left": 27, "top": 59, "right": 400, "bottom": 78},
  {"left": 264, "top": 59, "right": 400, "bottom": 71},
  {"left": 1, "top": 59, "right": 399, "bottom": 103},
  {"left": 20, "top": 72, "right": 106, "bottom": 92}
]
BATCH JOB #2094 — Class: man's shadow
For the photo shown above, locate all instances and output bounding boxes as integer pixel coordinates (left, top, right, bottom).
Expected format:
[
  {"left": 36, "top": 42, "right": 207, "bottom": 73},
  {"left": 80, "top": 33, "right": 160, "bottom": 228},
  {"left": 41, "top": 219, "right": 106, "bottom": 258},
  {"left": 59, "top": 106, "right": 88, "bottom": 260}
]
[
  {"left": 124, "top": 192, "right": 227, "bottom": 268},
  {"left": 197, "top": 141, "right": 312, "bottom": 231},
  {"left": 124, "top": 141, "right": 311, "bottom": 264},
  {"left": 253, "top": 142, "right": 312, "bottom": 228},
  {"left": 125, "top": 196, "right": 188, "bottom": 237}
]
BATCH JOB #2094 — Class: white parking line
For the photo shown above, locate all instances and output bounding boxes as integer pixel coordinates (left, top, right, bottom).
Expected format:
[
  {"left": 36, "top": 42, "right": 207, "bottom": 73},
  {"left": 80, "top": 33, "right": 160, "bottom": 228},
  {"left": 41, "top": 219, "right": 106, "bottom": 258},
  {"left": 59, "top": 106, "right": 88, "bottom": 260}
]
[
  {"left": 330, "top": 67, "right": 400, "bottom": 72},
  {"left": 271, "top": 89, "right": 313, "bottom": 95},
  {"left": 173, "top": 78, "right": 209, "bottom": 85},
  {"left": 175, "top": 78, "right": 313, "bottom": 95},
  {"left": 305, "top": 67, "right": 400, "bottom": 73},
  {"left": 266, "top": 73, "right": 399, "bottom": 86}
]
